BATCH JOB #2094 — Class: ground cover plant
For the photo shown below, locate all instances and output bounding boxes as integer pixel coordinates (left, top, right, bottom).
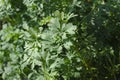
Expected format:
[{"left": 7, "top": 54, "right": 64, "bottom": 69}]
[{"left": 0, "top": 0, "right": 120, "bottom": 80}]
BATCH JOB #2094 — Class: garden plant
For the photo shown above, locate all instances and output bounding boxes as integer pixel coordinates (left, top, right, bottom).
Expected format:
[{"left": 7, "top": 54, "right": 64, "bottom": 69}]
[{"left": 0, "top": 0, "right": 120, "bottom": 80}]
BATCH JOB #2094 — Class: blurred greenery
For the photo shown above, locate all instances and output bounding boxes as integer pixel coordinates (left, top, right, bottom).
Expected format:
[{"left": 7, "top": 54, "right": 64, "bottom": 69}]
[{"left": 0, "top": 0, "right": 120, "bottom": 80}]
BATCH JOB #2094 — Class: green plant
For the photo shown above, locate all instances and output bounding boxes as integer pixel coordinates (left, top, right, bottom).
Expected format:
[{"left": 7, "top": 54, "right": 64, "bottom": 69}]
[{"left": 0, "top": 0, "right": 120, "bottom": 80}]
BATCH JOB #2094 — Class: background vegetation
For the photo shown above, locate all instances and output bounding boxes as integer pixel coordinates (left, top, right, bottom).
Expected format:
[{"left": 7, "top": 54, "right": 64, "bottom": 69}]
[{"left": 0, "top": 0, "right": 120, "bottom": 80}]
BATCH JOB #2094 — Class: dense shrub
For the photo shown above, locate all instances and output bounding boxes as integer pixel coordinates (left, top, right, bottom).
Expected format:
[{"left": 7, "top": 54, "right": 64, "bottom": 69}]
[{"left": 0, "top": 0, "right": 120, "bottom": 80}]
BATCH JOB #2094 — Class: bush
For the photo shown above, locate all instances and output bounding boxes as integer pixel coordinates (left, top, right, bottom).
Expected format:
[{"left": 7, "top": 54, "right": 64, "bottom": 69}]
[{"left": 0, "top": 0, "right": 120, "bottom": 80}]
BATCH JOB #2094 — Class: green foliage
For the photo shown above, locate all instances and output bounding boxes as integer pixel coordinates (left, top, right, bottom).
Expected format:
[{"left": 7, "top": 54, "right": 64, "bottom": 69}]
[{"left": 0, "top": 0, "right": 120, "bottom": 80}]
